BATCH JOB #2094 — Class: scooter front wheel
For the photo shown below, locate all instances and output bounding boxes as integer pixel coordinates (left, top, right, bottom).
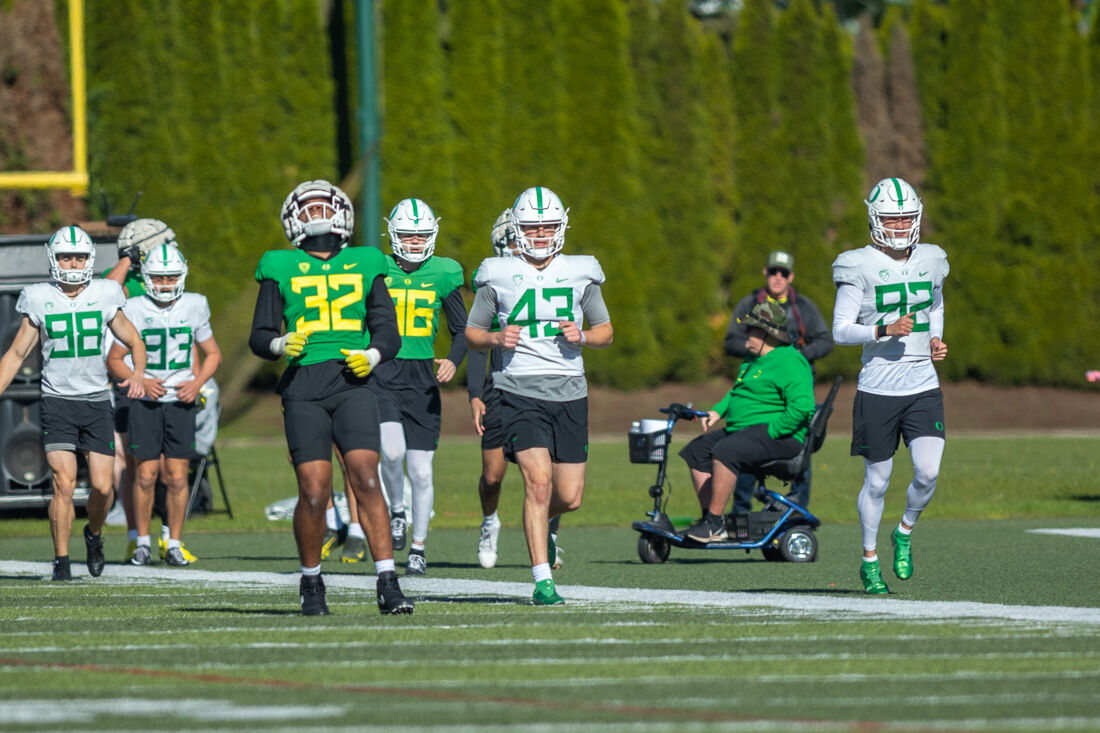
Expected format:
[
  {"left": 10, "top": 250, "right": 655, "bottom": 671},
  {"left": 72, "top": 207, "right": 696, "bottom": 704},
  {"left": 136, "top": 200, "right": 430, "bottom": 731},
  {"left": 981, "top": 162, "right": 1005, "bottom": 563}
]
[{"left": 637, "top": 534, "right": 671, "bottom": 564}]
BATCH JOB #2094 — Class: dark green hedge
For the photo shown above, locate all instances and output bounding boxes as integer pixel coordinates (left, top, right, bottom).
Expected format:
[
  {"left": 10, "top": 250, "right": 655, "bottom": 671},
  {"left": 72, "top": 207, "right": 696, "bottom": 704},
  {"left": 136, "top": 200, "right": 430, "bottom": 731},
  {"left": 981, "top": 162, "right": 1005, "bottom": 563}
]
[{"left": 82, "top": 0, "right": 1099, "bottom": 399}]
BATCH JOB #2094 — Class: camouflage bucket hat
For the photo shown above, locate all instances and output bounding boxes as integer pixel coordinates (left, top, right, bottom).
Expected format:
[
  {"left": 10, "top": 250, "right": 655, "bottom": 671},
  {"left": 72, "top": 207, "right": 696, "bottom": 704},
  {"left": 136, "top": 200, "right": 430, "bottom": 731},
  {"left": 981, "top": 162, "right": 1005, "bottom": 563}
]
[{"left": 739, "top": 301, "right": 790, "bottom": 343}]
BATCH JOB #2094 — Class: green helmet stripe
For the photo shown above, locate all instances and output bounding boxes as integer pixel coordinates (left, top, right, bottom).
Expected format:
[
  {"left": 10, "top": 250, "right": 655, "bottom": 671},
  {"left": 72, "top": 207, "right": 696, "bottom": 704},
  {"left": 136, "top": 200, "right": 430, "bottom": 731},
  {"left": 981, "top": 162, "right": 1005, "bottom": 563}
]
[
  {"left": 410, "top": 198, "right": 420, "bottom": 223},
  {"left": 890, "top": 178, "right": 903, "bottom": 207},
  {"left": 69, "top": 225, "right": 76, "bottom": 245},
  {"left": 535, "top": 187, "right": 545, "bottom": 218}
]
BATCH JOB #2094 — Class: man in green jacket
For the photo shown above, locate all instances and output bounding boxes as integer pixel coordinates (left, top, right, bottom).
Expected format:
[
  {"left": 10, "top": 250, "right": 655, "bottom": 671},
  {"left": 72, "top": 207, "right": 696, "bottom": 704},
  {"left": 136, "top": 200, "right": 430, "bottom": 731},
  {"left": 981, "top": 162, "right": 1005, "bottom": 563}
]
[{"left": 680, "top": 301, "right": 814, "bottom": 543}]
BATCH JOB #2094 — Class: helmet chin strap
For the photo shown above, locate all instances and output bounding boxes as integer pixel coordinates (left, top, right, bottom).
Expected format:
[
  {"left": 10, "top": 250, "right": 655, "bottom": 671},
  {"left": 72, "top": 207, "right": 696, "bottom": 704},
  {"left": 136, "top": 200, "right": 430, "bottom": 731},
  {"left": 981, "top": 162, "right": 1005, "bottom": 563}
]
[{"left": 301, "top": 232, "right": 345, "bottom": 253}]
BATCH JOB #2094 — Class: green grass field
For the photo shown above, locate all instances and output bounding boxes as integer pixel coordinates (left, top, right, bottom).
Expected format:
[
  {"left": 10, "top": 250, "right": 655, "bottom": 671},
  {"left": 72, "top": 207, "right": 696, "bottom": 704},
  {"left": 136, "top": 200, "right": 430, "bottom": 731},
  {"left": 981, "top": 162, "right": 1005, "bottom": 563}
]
[{"left": 1, "top": 428, "right": 1098, "bottom": 730}]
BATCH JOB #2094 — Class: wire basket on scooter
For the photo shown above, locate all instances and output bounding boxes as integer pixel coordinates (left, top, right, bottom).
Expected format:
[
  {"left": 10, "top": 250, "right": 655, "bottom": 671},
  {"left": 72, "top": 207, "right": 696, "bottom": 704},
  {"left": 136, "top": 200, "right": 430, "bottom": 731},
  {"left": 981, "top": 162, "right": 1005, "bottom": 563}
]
[{"left": 628, "top": 420, "right": 668, "bottom": 464}]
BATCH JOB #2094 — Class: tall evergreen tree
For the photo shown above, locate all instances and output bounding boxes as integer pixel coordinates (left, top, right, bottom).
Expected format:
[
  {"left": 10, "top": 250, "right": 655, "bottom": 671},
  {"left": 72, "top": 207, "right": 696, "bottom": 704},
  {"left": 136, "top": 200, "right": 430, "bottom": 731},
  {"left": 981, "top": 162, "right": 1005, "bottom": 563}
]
[
  {"left": 772, "top": 0, "right": 831, "bottom": 279},
  {"left": 379, "top": 0, "right": 451, "bottom": 231},
  {"left": 931, "top": 0, "right": 1008, "bottom": 381},
  {"left": 497, "top": 1, "right": 568, "bottom": 198},
  {"left": 820, "top": 3, "right": 866, "bottom": 258},
  {"left": 644, "top": 0, "right": 722, "bottom": 382},
  {"left": 729, "top": 0, "right": 781, "bottom": 305},
  {"left": 445, "top": 1, "right": 507, "bottom": 274},
  {"left": 699, "top": 31, "right": 739, "bottom": 322},
  {"left": 554, "top": 0, "right": 658, "bottom": 386}
]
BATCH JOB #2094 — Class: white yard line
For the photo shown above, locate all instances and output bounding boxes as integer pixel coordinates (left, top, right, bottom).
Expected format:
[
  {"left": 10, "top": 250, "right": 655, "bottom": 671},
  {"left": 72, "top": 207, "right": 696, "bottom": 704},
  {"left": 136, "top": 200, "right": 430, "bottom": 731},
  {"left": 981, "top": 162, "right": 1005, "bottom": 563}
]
[
  {"left": 2, "top": 560, "right": 1098, "bottom": 625},
  {"left": 1027, "top": 528, "right": 1100, "bottom": 539}
]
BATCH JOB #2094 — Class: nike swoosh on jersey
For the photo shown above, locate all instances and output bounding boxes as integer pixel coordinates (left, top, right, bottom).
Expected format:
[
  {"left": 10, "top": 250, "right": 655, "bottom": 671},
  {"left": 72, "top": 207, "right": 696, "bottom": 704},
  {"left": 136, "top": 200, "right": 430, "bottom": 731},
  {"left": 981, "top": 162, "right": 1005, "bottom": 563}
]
[
  {"left": 87, "top": 301, "right": 97, "bottom": 305},
  {"left": 919, "top": 271, "right": 929, "bottom": 276},
  {"left": 421, "top": 283, "right": 433, "bottom": 287},
  {"left": 343, "top": 263, "right": 356, "bottom": 270},
  {"left": 556, "top": 278, "right": 568, "bottom": 283}
]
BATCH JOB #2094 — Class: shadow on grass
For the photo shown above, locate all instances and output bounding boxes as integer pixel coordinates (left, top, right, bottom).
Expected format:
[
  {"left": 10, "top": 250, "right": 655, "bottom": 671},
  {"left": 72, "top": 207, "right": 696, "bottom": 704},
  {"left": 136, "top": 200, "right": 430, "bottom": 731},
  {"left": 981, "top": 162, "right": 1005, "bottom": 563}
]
[
  {"left": 1065, "top": 494, "right": 1100, "bottom": 502},
  {"left": 177, "top": 606, "right": 301, "bottom": 615},
  {"left": 737, "top": 587, "right": 864, "bottom": 596}
]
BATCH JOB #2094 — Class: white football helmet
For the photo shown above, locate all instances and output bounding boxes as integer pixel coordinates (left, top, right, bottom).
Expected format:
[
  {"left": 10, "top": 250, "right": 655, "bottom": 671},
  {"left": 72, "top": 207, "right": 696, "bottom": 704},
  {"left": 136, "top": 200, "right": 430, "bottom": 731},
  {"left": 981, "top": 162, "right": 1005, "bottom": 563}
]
[
  {"left": 490, "top": 208, "right": 515, "bottom": 257},
  {"left": 385, "top": 198, "right": 439, "bottom": 263},
  {"left": 142, "top": 243, "right": 188, "bottom": 303},
  {"left": 511, "top": 187, "right": 568, "bottom": 259},
  {"left": 865, "top": 177, "right": 922, "bottom": 251},
  {"left": 281, "top": 180, "right": 355, "bottom": 247},
  {"left": 46, "top": 225, "right": 96, "bottom": 285},
  {"left": 117, "top": 218, "right": 176, "bottom": 261}
]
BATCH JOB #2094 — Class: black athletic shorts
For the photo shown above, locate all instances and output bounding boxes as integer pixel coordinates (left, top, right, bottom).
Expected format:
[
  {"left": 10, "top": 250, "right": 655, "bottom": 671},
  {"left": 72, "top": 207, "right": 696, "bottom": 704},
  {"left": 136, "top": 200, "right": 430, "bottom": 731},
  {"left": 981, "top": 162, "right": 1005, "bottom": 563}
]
[
  {"left": 851, "top": 388, "right": 945, "bottom": 462},
  {"left": 283, "top": 385, "right": 381, "bottom": 465},
  {"left": 479, "top": 384, "right": 506, "bottom": 451},
  {"left": 41, "top": 396, "right": 114, "bottom": 456},
  {"left": 680, "top": 423, "right": 802, "bottom": 476},
  {"left": 127, "top": 399, "right": 197, "bottom": 460},
  {"left": 500, "top": 391, "right": 588, "bottom": 464},
  {"left": 112, "top": 383, "right": 131, "bottom": 434},
  {"left": 369, "top": 383, "right": 441, "bottom": 451}
]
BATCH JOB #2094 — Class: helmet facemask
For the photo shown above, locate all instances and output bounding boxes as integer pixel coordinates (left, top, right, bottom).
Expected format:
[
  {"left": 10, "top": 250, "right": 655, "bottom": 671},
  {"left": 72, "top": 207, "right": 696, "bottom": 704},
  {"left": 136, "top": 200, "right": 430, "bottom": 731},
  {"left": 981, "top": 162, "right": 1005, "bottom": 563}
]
[
  {"left": 281, "top": 180, "right": 355, "bottom": 248},
  {"left": 142, "top": 244, "right": 188, "bottom": 303},
  {"left": 511, "top": 187, "right": 568, "bottom": 260},
  {"left": 47, "top": 225, "right": 96, "bottom": 285},
  {"left": 386, "top": 198, "right": 439, "bottom": 263},
  {"left": 866, "top": 177, "right": 922, "bottom": 251}
]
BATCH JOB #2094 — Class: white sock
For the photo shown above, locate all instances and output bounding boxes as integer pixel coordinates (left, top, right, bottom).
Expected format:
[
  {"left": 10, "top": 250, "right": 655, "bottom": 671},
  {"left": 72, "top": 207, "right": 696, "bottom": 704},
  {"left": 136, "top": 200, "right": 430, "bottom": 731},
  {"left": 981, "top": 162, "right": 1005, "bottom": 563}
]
[
  {"left": 167, "top": 539, "right": 181, "bottom": 550},
  {"left": 863, "top": 554, "right": 878, "bottom": 563},
  {"left": 484, "top": 511, "right": 498, "bottom": 524},
  {"left": 325, "top": 506, "right": 340, "bottom": 531},
  {"left": 137, "top": 535, "right": 151, "bottom": 548},
  {"left": 347, "top": 522, "right": 366, "bottom": 540},
  {"left": 897, "top": 523, "right": 913, "bottom": 536},
  {"left": 411, "top": 541, "right": 425, "bottom": 552},
  {"left": 301, "top": 564, "right": 321, "bottom": 577},
  {"left": 532, "top": 563, "right": 552, "bottom": 583},
  {"left": 375, "top": 558, "right": 395, "bottom": 575}
]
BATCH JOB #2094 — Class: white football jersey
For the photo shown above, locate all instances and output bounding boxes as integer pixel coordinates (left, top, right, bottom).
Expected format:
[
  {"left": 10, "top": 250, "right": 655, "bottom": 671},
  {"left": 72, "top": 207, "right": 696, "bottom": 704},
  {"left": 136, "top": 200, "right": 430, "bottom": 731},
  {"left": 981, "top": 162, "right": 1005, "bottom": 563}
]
[
  {"left": 832, "top": 243, "right": 949, "bottom": 394},
  {"left": 123, "top": 292, "right": 213, "bottom": 403},
  {"left": 473, "top": 254, "right": 606, "bottom": 378},
  {"left": 16, "top": 279, "right": 127, "bottom": 399}
]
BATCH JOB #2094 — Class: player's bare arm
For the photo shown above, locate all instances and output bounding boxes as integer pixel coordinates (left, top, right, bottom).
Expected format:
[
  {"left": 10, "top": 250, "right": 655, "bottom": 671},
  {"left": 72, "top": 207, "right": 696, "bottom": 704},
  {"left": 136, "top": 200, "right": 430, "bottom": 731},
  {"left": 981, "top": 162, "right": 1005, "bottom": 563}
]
[
  {"left": 176, "top": 336, "right": 222, "bottom": 403},
  {"left": 558, "top": 320, "right": 613, "bottom": 348},
  {"left": 108, "top": 310, "right": 148, "bottom": 399},
  {"left": 0, "top": 317, "right": 40, "bottom": 395}
]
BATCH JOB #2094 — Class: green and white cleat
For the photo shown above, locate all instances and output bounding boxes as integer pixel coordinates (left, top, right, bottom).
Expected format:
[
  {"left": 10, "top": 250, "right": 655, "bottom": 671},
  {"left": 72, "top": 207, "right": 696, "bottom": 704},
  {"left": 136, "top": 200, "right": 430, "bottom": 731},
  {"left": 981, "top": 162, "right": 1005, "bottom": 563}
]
[
  {"left": 892, "top": 528, "right": 913, "bottom": 580},
  {"left": 532, "top": 578, "right": 564, "bottom": 606},
  {"left": 860, "top": 559, "right": 889, "bottom": 594}
]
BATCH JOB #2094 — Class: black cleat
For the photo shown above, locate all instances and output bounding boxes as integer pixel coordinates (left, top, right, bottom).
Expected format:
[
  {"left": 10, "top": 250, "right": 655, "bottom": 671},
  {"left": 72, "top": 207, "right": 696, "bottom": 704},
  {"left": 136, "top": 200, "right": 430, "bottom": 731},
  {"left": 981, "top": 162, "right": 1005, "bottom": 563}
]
[
  {"left": 390, "top": 511, "right": 408, "bottom": 551},
  {"left": 377, "top": 571, "right": 414, "bottom": 615},
  {"left": 83, "top": 524, "right": 105, "bottom": 577},
  {"left": 52, "top": 556, "right": 71, "bottom": 581},
  {"left": 299, "top": 574, "right": 330, "bottom": 616}
]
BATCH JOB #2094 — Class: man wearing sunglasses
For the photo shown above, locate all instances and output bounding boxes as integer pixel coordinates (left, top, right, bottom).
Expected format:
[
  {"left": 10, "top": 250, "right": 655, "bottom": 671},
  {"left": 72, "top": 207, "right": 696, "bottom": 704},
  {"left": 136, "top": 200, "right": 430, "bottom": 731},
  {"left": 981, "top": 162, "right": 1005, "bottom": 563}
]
[{"left": 723, "top": 250, "right": 833, "bottom": 512}]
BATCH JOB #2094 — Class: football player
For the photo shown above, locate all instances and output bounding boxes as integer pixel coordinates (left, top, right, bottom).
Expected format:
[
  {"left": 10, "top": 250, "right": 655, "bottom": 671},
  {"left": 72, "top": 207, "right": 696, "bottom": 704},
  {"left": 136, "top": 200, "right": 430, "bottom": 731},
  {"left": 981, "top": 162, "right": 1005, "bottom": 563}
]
[
  {"left": 0, "top": 225, "right": 147, "bottom": 580},
  {"left": 353, "top": 198, "right": 466, "bottom": 576},
  {"left": 107, "top": 243, "right": 221, "bottom": 567},
  {"left": 103, "top": 218, "right": 185, "bottom": 563},
  {"left": 465, "top": 187, "right": 614, "bottom": 604},
  {"left": 467, "top": 209, "right": 515, "bottom": 569},
  {"left": 831, "top": 177, "right": 949, "bottom": 594},
  {"left": 248, "top": 179, "right": 412, "bottom": 615}
]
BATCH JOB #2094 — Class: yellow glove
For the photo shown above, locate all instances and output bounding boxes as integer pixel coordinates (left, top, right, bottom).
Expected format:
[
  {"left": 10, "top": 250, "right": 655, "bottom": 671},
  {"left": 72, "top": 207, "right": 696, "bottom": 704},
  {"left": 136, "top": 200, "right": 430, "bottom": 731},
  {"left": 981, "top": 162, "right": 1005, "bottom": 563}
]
[
  {"left": 341, "top": 348, "right": 378, "bottom": 378},
  {"left": 270, "top": 330, "right": 310, "bottom": 358}
]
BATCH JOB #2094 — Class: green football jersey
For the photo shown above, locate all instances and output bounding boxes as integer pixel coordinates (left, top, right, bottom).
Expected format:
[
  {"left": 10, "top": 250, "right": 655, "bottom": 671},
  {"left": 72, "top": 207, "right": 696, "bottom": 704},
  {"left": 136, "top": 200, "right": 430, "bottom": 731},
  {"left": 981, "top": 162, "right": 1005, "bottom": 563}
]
[
  {"left": 255, "top": 246, "right": 389, "bottom": 366},
  {"left": 384, "top": 255, "right": 464, "bottom": 360}
]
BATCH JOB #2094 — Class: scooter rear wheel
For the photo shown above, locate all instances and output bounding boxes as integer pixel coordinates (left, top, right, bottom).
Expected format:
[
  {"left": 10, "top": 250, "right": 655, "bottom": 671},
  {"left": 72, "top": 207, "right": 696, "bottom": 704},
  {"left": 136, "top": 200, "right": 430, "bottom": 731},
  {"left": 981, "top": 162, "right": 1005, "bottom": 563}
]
[{"left": 778, "top": 527, "right": 818, "bottom": 563}]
